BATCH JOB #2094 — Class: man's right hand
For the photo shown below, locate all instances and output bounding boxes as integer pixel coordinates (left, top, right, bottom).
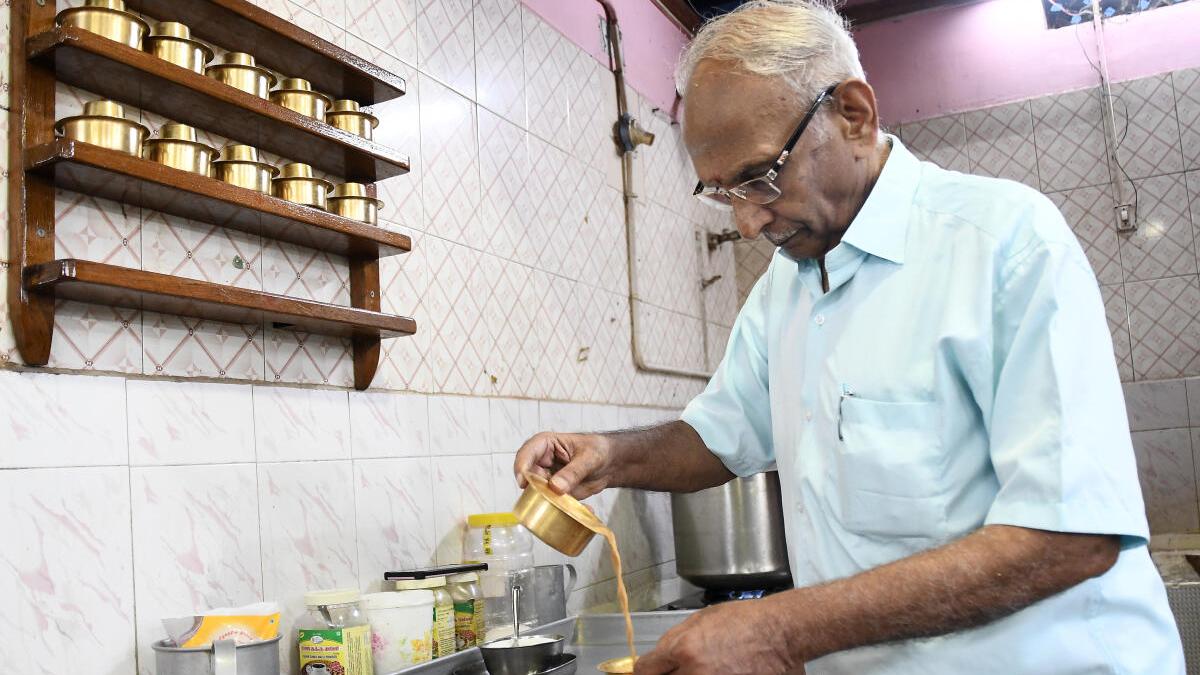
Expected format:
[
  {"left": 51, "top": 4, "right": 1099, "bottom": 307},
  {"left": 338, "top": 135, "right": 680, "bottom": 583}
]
[{"left": 513, "top": 432, "right": 615, "bottom": 500}]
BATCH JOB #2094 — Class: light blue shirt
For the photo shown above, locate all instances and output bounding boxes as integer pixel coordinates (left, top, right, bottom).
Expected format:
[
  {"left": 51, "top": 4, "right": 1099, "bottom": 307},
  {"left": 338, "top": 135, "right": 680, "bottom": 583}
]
[{"left": 681, "top": 136, "right": 1184, "bottom": 674}]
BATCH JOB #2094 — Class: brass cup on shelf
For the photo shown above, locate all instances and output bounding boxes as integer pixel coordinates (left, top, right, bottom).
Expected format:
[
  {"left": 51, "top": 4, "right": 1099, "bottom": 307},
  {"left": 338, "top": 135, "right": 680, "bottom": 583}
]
[
  {"left": 272, "top": 163, "right": 332, "bottom": 210},
  {"left": 56, "top": 0, "right": 150, "bottom": 49},
  {"left": 206, "top": 52, "right": 277, "bottom": 99},
  {"left": 142, "top": 123, "right": 216, "bottom": 175},
  {"left": 326, "top": 100, "right": 379, "bottom": 140},
  {"left": 270, "top": 77, "right": 332, "bottom": 122},
  {"left": 54, "top": 100, "right": 149, "bottom": 156},
  {"left": 212, "top": 144, "right": 278, "bottom": 194},
  {"left": 327, "top": 183, "right": 384, "bottom": 224},
  {"left": 144, "top": 21, "right": 213, "bottom": 74}
]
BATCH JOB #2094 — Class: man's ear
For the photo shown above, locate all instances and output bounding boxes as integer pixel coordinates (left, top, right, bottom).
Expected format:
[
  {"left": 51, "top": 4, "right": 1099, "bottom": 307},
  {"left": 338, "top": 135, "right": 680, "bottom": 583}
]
[{"left": 832, "top": 79, "right": 879, "bottom": 153}]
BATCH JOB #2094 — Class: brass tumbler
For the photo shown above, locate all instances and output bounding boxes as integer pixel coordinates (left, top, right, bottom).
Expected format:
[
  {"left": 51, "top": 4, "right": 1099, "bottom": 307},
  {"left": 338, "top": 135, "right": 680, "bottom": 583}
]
[
  {"left": 512, "top": 472, "right": 600, "bottom": 557},
  {"left": 273, "top": 163, "right": 332, "bottom": 210},
  {"left": 55, "top": 100, "right": 149, "bottom": 156},
  {"left": 326, "top": 100, "right": 379, "bottom": 140},
  {"left": 270, "top": 78, "right": 332, "bottom": 121},
  {"left": 56, "top": 0, "right": 149, "bottom": 49},
  {"left": 206, "top": 52, "right": 276, "bottom": 99},
  {"left": 327, "top": 183, "right": 383, "bottom": 224},
  {"left": 212, "top": 145, "right": 278, "bottom": 193},
  {"left": 144, "top": 22, "right": 213, "bottom": 74},
  {"left": 143, "top": 123, "right": 216, "bottom": 175}
]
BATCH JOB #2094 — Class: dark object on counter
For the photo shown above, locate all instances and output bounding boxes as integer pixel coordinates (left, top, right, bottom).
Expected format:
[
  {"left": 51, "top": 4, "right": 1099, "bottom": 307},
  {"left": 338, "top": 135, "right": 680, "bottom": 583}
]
[
  {"left": 671, "top": 471, "right": 793, "bottom": 590},
  {"left": 385, "top": 563, "right": 488, "bottom": 580}
]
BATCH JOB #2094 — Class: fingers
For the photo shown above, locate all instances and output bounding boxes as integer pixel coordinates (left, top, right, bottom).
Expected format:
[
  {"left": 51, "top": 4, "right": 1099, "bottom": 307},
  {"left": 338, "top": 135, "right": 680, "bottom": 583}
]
[
  {"left": 546, "top": 444, "right": 600, "bottom": 495},
  {"left": 513, "top": 434, "right": 555, "bottom": 487},
  {"left": 633, "top": 646, "right": 677, "bottom": 675}
]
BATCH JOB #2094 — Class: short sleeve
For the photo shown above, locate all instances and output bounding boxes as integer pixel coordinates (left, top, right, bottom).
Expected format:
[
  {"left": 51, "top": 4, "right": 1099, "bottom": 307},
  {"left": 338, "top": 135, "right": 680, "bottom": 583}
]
[
  {"left": 680, "top": 259, "right": 776, "bottom": 477},
  {"left": 984, "top": 203, "right": 1148, "bottom": 548}
]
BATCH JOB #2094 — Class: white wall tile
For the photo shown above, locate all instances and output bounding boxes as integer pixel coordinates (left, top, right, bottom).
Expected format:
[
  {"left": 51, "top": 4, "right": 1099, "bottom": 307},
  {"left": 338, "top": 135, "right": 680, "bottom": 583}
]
[
  {"left": 349, "top": 390, "right": 430, "bottom": 458},
  {"left": 0, "top": 370, "right": 127, "bottom": 468},
  {"left": 253, "top": 386, "right": 350, "bottom": 462},
  {"left": 539, "top": 401, "right": 582, "bottom": 433},
  {"left": 490, "top": 451, "right": 521, "bottom": 513},
  {"left": 428, "top": 395, "right": 490, "bottom": 455},
  {"left": 1123, "top": 379, "right": 1191, "bottom": 431},
  {"left": 128, "top": 380, "right": 255, "bottom": 465},
  {"left": 130, "top": 464, "right": 263, "bottom": 674},
  {"left": 489, "top": 398, "right": 539, "bottom": 452},
  {"left": 354, "top": 457, "right": 436, "bottom": 591},
  {"left": 1187, "top": 376, "right": 1200, "bottom": 426},
  {"left": 0, "top": 467, "right": 135, "bottom": 675},
  {"left": 431, "top": 455, "right": 494, "bottom": 564}
]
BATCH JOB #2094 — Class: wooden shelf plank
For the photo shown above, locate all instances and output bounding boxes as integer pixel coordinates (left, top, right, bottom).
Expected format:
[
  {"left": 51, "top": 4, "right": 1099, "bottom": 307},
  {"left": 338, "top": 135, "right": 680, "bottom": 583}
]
[
  {"left": 25, "top": 259, "right": 417, "bottom": 339},
  {"left": 27, "top": 139, "right": 410, "bottom": 258},
  {"left": 123, "top": 0, "right": 405, "bottom": 105},
  {"left": 29, "top": 27, "right": 410, "bottom": 182}
]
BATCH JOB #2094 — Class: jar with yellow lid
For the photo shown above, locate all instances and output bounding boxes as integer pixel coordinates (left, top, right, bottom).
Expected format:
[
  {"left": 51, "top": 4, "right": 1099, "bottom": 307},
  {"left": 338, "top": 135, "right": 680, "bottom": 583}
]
[
  {"left": 463, "top": 513, "right": 538, "bottom": 642},
  {"left": 391, "top": 577, "right": 455, "bottom": 659},
  {"left": 298, "top": 588, "right": 374, "bottom": 675}
]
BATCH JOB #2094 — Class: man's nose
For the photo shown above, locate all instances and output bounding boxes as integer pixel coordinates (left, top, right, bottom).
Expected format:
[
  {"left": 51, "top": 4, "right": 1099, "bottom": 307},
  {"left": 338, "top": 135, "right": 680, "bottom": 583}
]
[{"left": 732, "top": 199, "right": 773, "bottom": 239}]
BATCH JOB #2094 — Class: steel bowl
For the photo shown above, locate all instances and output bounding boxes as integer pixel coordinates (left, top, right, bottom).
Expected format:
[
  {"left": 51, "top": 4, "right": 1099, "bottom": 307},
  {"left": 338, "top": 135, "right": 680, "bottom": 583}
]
[
  {"left": 144, "top": 21, "right": 212, "bottom": 74},
  {"left": 513, "top": 472, "right": 600, "bottom": 557},
  {"left": 453, "top": 653, "right": 577, "bottom": 675},
  {"left": 480, "top": 635, "right": 567, "bottom": 675},
  {"left": 206, "top": 52, "right": 277, "bottom": 99},
  {"left": 327, "top": 183, "right": 383, "bottom": 224},
  {"left": 326, "top": 99, "right": 379, "bottom": 140},
  {"left": 56, "top": 0, "right": 149, "bottom": 49},
  {"left": 212, "top": 144, "right": 278, "bottom": 193},
  {"left": 270, "top": 77, "right": 332, "bottom": 121},
  {"left": 142, "top": 123, "right": 216, "bottom": 175},
  {"left": 55, "top": 100, "right": 148, "bottom": 156},
  {"left": 273, "top": 162, "right": 332, "bottom": 210}
]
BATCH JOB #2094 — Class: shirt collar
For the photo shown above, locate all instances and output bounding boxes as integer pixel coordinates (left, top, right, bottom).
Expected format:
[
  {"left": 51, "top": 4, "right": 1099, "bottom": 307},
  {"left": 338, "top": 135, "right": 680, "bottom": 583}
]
[{"left": 837, "top": 134, "right": 920, "bottom": 265}]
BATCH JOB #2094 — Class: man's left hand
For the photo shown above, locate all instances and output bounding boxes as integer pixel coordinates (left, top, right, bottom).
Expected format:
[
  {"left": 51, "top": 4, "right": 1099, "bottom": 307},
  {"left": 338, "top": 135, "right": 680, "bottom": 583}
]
[{"left": 633, "top": 596, "right": 805, "bottom": 675}]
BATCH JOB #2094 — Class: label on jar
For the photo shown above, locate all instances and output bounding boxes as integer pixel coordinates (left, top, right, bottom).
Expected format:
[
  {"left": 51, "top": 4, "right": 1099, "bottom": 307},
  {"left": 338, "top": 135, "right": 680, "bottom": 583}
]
[
  {"left": 482, "top": 524, "right": 494, "bottom": 556},
  {"left": 299, "top": 625, "right": 374, "bottom": 675},
  {"left": 453, "top": 598, "right": 486, "bottom": 650},
  {"left": 433, "top": 604, "right": 455, "bottom": 658}
]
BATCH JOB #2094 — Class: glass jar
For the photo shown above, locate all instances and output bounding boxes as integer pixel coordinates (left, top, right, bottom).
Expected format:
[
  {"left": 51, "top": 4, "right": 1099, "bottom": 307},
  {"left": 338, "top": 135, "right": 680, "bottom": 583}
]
[
  {"left": 447, "top": 572, "right": 484, "bottom": 651},
  {"left": 392, "top": 577, "right": 455, "bottom": 658},
  {"left": 299, "top": 588, "right": 375, "bottom": 675},
  {"left": 463, "top": 513, "right": 538, "bottom": 642}
]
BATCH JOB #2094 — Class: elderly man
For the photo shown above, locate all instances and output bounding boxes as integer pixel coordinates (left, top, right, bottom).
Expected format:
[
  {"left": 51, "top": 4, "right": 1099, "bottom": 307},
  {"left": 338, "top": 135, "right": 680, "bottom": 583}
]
[{"left": 515, "top": 1, "right": 1184, "bottom": 673}]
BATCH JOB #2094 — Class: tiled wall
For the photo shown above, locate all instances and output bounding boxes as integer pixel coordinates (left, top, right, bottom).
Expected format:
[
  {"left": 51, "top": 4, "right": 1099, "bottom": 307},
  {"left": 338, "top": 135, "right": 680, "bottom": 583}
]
[
  {"left": 1, "top": 1, "right": 729, "bottom": 674},
  {"left": 733, "top": 67, "right": 1200, "bottom": 536}
]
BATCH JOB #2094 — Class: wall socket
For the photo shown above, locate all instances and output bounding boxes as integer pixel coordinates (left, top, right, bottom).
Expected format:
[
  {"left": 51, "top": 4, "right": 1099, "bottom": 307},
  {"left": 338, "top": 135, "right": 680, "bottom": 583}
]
[{"left": 1116, "top": 204, "right": 1136, "bottom": 232}]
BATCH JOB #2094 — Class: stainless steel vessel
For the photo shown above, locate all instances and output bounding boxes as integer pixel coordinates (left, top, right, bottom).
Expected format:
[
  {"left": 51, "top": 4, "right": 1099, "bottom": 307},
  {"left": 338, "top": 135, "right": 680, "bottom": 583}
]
[
  {"left": 671, "top": 471, "right": 792, "bottom": 590},
  {"left": 153, "top": 636, "right": 280, "bottom": 675}
]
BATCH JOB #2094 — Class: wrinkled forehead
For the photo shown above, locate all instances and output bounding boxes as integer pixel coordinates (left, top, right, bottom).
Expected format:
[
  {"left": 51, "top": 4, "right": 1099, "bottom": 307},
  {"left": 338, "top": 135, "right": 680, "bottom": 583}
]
[{"left": 680, "top": 61, "right": 801, "bottom": 183}]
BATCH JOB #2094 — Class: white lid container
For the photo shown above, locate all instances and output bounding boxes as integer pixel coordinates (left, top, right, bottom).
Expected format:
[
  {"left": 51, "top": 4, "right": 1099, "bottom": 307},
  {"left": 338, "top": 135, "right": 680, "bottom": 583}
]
[{"left": 363, "top": 590, "right": 434, "bottom": 671}]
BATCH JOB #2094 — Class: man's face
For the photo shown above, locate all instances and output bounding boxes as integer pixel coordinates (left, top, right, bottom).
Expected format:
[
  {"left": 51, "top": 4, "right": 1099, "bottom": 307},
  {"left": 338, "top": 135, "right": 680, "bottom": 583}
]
[{"left": 682, "top": 61, "right": 879, "bottom": 261}]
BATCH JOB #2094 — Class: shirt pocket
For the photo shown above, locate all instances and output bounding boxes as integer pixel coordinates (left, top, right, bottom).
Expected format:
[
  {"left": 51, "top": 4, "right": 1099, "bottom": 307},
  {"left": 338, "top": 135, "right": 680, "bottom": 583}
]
[{"left": 835, "top": 396, "right": 949, "bottom": 539}]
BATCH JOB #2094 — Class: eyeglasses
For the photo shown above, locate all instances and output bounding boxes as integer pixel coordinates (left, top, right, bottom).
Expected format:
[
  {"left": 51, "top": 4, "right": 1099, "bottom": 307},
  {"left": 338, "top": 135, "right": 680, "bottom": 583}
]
[{"left": 693, "top": 83, "right": 839, "bottom": 209}]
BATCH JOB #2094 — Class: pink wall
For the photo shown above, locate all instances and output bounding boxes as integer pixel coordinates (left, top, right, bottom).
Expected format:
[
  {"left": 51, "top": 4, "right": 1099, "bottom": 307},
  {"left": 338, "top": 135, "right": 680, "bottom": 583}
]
[
  {"left": 856, "top": 0, "right": 1200, "bottom": 125},
  {"left": 520, "top": 0, "right": 688, "bottom": 113}
]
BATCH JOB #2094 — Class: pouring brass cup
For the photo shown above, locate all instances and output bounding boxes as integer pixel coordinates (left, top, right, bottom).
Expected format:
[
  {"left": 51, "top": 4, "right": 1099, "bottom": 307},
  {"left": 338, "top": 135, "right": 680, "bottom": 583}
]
[
  {"left": 56, "top": 0, "right": 149, "bottom": 49},
  {"left": 513, "top": 472, "right": 599, "bottom": 557},
  {"left": 597, "top": 656, "right": 638, "bottom": 673},
  {"left": 144, "top": 21, "right": 213, "bottom": 74},
  {"left": 271, "top": 77, "right": 333, "bottom": 121},
  {"left": 273, "top": 163, "right": 332, "bottom": 209},
  {"left": 206, "top": 52, "right": 277, "bottom": 99},
  {"left": 213, "top": 144, "right": 278, "bottom": 193},
  {"left": 143, "top": 123, "right": 216, "bottom": 175},
  {"left": 55, "top": 100, "right": 148, "bottom": 156},
  {"left": 326, "top": 99, "right": 379, "bottom": 140},
  {"left": 327, "top": 183, "right": 384, "bottom": 224}
]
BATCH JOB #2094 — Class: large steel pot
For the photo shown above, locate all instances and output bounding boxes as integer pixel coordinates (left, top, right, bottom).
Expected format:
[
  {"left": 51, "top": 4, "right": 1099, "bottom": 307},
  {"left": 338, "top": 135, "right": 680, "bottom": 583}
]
[{"left": 671, "top": 471, "right": 792, "bottom": 590}]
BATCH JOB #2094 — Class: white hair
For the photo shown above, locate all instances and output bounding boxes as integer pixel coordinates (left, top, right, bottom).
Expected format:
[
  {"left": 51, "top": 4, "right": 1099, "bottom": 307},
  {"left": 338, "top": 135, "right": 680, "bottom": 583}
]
[{"left": 675, "top": 0, "right": 866, "bottom": 105}]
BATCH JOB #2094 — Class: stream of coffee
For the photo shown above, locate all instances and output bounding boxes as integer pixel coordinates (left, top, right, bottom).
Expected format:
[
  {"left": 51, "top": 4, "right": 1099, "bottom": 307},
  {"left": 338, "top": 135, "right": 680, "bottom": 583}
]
[{"left": 595, "top": 525, "right": 636, "bottom": 664}]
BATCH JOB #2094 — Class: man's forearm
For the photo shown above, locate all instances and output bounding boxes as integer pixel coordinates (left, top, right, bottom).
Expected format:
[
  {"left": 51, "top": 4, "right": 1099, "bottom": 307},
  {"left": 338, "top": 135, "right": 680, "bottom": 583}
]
[
  {"left": 603, "top": 420, "right": 734, "bottom": 493},
  {"left": 774, "top": 525, "right": 1120, "bottom": 662}
]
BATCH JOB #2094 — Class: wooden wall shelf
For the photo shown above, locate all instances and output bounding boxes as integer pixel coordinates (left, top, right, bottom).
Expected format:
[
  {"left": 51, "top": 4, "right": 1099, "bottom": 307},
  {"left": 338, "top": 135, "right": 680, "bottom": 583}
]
[
  {"left": 123, "top": 0, "right": 406, "bottom": 105},
  {"left": 7, "top": 0, "right": 417, "bottom": 389},
  {"left": 26, "top": 259, "right": 416, "bottom": 339},
  {"left": 28, "top": 139, "right": 411, "bottom": 258},
  {"left": 30, "top": 27, "right": 410, "bottom": 182}
]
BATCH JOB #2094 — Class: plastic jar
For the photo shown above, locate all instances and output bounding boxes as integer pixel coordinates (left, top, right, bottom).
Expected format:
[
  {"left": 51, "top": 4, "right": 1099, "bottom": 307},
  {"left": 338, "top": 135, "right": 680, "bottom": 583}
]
[
  {"left": 463, "top": 513, "right": 538, "bottom": 642},
  {"left": 447, "top": 572, "right": 484, "bottom": 650},
  {"left": 362, "top": 591, "right": 433, "bottom": 671},
  {"left": 392, "top": 577, "right": 455, "bottom": 659},
  {"left": 298, "top": 588, "right": 375, "bottom": 675}
]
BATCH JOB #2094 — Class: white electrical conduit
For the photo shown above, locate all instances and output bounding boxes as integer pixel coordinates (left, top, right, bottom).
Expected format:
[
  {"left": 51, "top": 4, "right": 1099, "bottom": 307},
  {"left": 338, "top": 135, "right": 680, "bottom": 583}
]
[{"left": 595, "top": 0, "right": 715, "bottom": 380}]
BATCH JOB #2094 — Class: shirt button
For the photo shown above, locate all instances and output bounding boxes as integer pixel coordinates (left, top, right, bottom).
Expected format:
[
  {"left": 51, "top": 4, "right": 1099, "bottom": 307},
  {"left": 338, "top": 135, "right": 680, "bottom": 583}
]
[{"left": 814, "top": 314, "right": 825, "bottom": 326}]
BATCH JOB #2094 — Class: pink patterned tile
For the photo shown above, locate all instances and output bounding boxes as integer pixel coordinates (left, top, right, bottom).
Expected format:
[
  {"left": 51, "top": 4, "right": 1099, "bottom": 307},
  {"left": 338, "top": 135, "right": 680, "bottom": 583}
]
[
  {"left": 419, "top": 76, "right": 481, "bottom": 244},
  {"left": 963, "top": 101, "right": 1039, "bottom": 188},
  {"left": 0, "top": 467, "right": 134, "bottom": 675},
  {"left": 253, "top": 0, "right": 344, "bottom": 46},
  {"left": 1049, "top": 187, "right": 1123, "bottom": 285},
  {"left": 142, "top": 312, "right": 264, "bottom": 380},
  {"left": 475, "top": 0, "right": 526, "bottom": 126},
  {"left": 1177, "top": 67, "right": 1200, "bottom": 170},
  {"left": 54, "top": 191, "right": 140, "bottom": 267},
  {"left": 48, "top": 301, "right": 143, "bottom": 373},
  {"left": 1111, "top": 74, "right": 1184, "bottom": 179},
  {"left": 524, "top": 11, "right": 574, "bottom": 149},
  {"left": 1127, "top": 275, "right": 1200, "bottom": 379},
  {"left": 1131, "top": 429, "right": 1198, "bottom": 533},
  {"left": 633, "top": 301, "right": 706, "bottom": 374},
  {"left": 142, "top": 212, "right": 262, "bottom": 289},
  {"left": 1188, "top": 171, "right": 1200, "bottom": 274},
  {"left": 633, "top": 201, "right": 701, "bottom": 318},
  {"left": 1032, "top": 87, "right": 1111, "bottom": 191},
  {"left": 477, "top": 106, "right": 530, "bottom": 262},
  {"left": 346, "top": 0, "right": 418, "bottom": 66},
  {"left": 522, "top": 136, "right": 571, "bottom": 272},
  {"left": 578, "top": 186, "right": 628, "bottom": 295},
  {"left": 900, "top": 114, "right": 970, "bottom": 173},
  {"left": 569, "top": 54, "right": 613, "bottom": 174},
  {"left": 0, "top": 261, "right": 16, "bottom": 365},
  {"left": 265, "top": 329, "right": 353, "bottom": 387},
  {"left": 354, "top": 457, "right": 436, "bottom": 590},
  {"left": 360, "top": 57, "right": 422, "bottom": 231},
  {"left": 417, "top": 0, "right": 475, "bottom": 98},
  {"left": 734, "top": 238, "right": 775, "bottom": 308},
  {"left": 261, "top": 240, "right": 350, "bottom": 304},
  {"left": 1101, "top": 284, "right": 1134, "bottom": 382},
  {"left": 1119, "top": 173, "right": 1197, "bottom": 281}
]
